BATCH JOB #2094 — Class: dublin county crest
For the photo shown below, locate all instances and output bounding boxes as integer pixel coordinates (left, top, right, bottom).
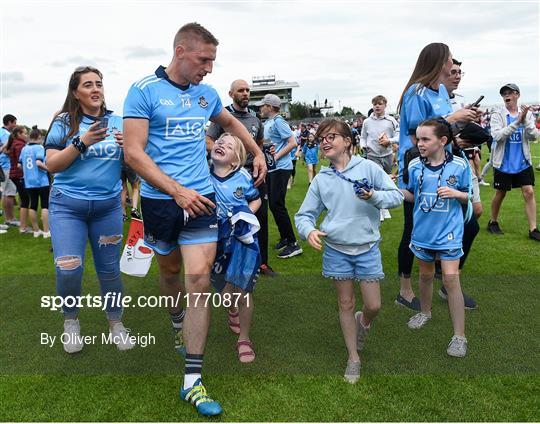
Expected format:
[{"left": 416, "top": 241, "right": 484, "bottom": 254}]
[
  {"left": 233, "top": 187, "right": 244, "bottom": 199},
  {"left": 446, "top": 175, "right": 457, "bottom": 186},
  {"left": 198, "top": 96, "right": 208, "bottom": 108}
]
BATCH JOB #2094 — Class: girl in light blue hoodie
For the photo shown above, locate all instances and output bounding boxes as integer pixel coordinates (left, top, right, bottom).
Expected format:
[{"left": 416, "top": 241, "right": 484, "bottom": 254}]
[{"left": 295, "top": 119, "right": 403, "bottom": 383}]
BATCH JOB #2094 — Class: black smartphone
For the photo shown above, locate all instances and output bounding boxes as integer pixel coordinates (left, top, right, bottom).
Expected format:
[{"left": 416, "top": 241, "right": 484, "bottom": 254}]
[
  {"left": 95, "top": 117, "right": 109, "bottom": 130},
  {"left": 470, "top": 95, "right": 484, "bottom": 108}
]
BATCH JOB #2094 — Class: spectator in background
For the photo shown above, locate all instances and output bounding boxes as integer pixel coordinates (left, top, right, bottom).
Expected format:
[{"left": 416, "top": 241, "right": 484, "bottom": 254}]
[
  {"left": 0, "top": 114, "right": 19, "bottom": 227},
  {"left": 360, "top": 95, "right": 399, "bottom": 221},
  {"left": 256, "top": 93, "right": 302, "bottom": 259},
  {"left": 487, "top": 83, "right": 540, "bottom": 241},
  {"left": 19, "top": 126, "right": 50, "bottom": 238},
  {"left": 5, "top": 126, "right": 29, "bottom": 233}
]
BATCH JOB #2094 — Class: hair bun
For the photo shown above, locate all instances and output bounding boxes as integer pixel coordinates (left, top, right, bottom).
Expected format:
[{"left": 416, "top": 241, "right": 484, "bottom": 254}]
[{"left": 32, "top": 125, "right": 38, "bottom": 129}]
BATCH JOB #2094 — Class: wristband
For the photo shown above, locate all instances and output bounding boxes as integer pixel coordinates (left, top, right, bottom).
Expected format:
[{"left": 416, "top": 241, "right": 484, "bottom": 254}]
[{"left": 72, "top": 136, "right": 88, "bottom": 154}]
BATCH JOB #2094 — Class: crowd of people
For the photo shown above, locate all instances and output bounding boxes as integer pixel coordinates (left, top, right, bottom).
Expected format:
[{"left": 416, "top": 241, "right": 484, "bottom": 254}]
[{"left": 1, "top": 23, "right": 540, "bottom": 417}]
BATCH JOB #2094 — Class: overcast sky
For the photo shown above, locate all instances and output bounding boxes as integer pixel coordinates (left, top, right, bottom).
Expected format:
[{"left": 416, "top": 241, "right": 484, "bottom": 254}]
[{"left": 1, "top": 0, "right": 538, "bottom": 128}]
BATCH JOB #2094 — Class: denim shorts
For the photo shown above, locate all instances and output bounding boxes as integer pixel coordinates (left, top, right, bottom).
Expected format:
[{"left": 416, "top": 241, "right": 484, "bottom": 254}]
[
  {"left": 141, "top": 194, "right": 218, "bottom": 255},
  {"left": 322, "top": 242, "right": 384, "bottom": 282},
  {"left": 409, "top": 243, "right": 464, "bottom": 262}
]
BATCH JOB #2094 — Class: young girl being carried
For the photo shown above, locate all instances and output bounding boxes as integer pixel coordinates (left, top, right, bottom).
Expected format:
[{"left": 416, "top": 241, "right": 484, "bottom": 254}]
[
  {"left": 210, "top": 133, "right": 262, "bottom": 363},
  {"left": 295, "top": 119, "right": 403, "bottom": 383},
  {"left": 402, "top": 118, "right": 471, "bottom": 357}
]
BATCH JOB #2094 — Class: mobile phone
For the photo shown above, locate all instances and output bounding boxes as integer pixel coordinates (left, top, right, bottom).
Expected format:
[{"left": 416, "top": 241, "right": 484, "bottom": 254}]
[
  {"left": 95, "top": 117, "right": 109, "bottom": 130},
  {"left": 470, "top": 95, "right": 484, "bottom": 108}
]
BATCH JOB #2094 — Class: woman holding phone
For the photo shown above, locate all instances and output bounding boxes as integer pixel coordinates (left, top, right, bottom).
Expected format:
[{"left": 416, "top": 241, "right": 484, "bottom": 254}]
[
  {"left": 45, "top": 66, "right": 134, "bottom": 353},
  {"left": 394, "top": 43, "right": 480, "bottom": 311}
]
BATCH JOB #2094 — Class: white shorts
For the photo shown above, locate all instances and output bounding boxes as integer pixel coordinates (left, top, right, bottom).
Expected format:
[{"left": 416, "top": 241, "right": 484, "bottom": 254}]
[
  {"left": 0, "top": 168, "right": 17, "bottom": 197},
  {"left": 471, "top": 174, "right": 481, "bottom": 204}
]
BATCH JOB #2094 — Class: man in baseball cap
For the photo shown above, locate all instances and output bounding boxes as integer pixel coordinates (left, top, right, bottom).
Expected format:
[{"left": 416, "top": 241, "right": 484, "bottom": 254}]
[
  {"left": 487, "top": 82, "right": 540, "bottom": 241},
  {"left": 257, "top": 93, "right": 303, "bottom": 259},
  {"left": 255, "top": 93, "right": 282, "bottom": 108},
  {"left": 499, "top": 83, "right": 520, "bottom": 95}
]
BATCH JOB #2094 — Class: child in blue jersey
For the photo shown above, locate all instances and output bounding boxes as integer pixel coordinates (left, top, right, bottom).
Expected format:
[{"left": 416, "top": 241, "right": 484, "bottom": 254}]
[
  {"left": 402, "top": 118, "right": 471, "bottom": 358},
  {"left": 19, "top": 126, "right": 50, "bottom": 238},
  {"left": 295, "top": 119, "right": 403, "bottom": 383},
  {"left": 302, "top": 133, "right": 319, "bottom": 183},
  {"left": 210, "top": 133, "right": 261, "bottom": 363},
  {"left": 45, "top": 66, "right": 133, "bottom": 354}
]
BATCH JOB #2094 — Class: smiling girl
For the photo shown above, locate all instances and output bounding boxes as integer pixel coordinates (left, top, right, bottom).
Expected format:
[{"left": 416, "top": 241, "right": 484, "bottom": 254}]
[
  {"left": 44, "top": 66, "right": 133, "bottom": 353},
  {"left": 295, "top": 119, "right": 403, "bottom": 383},
  {"left": 401, "top": 118, "right": 471, "bottom": 357},
  {"left": 210, "top": 133, "right": 261, "bottom": 363}
]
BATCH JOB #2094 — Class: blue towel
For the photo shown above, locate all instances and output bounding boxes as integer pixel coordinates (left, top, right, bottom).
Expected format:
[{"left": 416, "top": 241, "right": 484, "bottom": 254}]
[{"left": 212, "top": 206, "right": 261, "bottom": 293}]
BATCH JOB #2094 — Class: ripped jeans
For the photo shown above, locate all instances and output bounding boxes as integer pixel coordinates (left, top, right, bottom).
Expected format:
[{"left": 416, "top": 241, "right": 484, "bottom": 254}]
[{"left": 49, "top": 186, "right": 124, "bottom": 320}]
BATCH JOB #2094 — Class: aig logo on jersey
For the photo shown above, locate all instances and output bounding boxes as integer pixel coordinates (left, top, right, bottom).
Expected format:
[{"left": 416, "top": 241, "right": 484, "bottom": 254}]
[
  {"left": 81, "top": 141, "right": 121, "bottom": 161},
  {"left": 418, "top": 192, "right": 449, "bottom": 212},
  {"left": 198, "top": 96, "right": 208, "bottom": 109},
  {"left": 233, "top": 187, "right": 245, "bottom": 199},
  {"left": 165, "top": 117, "right": 205, "bottom": 140}
]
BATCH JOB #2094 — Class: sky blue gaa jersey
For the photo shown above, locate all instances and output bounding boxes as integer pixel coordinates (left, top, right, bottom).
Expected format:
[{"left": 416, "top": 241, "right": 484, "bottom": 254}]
[
  {"left": 263, "top": 115, "right": 293, "bottom": 172},
  {"left": 397, "top": 83, "right": 453, "bottom": 188},
  {"left": 210, "top": 167, "right": 260, "bottom": 222},
  {"left": 406, "top": 154, "right": 470, "bottom": 250},
  {"left": 498, "top": 114, "right": 529, "bottom": 174},
  {"left": 0, "top": 127, "right": 11, "bottom": 169},
  {"left": 302, "top": 142, "right": 319, "bottom": 165},
  {"left": 44, "top": 112, "right": 123, "bottom": 200},
  {"left": 123, "top": 66, "right": 223, "bottom": 199},
  {"left": 19, "top": 144, "right": 49, "bottom": 188}
]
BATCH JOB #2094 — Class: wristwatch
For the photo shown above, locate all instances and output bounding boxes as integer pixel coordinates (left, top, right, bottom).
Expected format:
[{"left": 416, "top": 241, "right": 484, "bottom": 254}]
[{"left": 72, "top": 136, "right": 88, "bottom": 154}]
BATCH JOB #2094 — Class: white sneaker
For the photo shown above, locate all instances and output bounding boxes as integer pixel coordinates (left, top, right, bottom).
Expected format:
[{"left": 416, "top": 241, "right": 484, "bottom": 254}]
[
  {"left": 110, "top": 322, "right": 136, "bottom": 351},
  {"left": 33, "top": 230, "right": 43, "bottom": 238},
  {"left": 62, "top": 319, "right": 84, "bottom": 353},
  {"left": 0, "top": 224, "right": 8, "bottom": 230},
  {"left": 478, "top": 179, "right": 490, "bottom": 186},
  {"left": 382, "top": 209, "right": 391, "bottom": 219},
  {"left": 447, "top": 335, "right": 467, "bottom": 357},
  {"left": 344, "top": 360, "right": 361, "bottom": 384},
  {"left": 42, "top": 231, "right": 51, "bottom": 238},
  {"left": 5, "top": 220, "right": 20, "bottom": 227},
  {"left": 407, "top": 312, "right": 431, "bottom": 329},
  {"left": 0, "top": 229, "right": 7, "bottom": 234}
]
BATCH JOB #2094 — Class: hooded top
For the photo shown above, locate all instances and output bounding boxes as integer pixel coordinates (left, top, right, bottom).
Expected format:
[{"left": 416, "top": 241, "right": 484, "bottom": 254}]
[{"left": 295, "top": 155, "right": 403, "bottom": 253}]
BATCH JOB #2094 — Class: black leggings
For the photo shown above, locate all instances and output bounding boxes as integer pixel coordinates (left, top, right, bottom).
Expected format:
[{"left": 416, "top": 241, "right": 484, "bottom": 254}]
[
  {"left": 291, "top": 160, "right": 297, "bottom": 179},
  {"left": 28, "top": 186, "right": 50, "bottom": 211},
  {"left": 12, "top": 177, "right": 30, "bottom": 209},
  {"left": 397, "top": 201, "right": 415, "bottom": 278}
]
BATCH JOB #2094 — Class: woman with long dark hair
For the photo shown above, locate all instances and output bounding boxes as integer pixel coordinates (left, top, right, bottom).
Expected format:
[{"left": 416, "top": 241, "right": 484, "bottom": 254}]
[
  {"left": 45, "top": 66, "right": 134, "bottom": 353},
  {"left": 395, "top": 43, "right": 479, "bottom": 310}
]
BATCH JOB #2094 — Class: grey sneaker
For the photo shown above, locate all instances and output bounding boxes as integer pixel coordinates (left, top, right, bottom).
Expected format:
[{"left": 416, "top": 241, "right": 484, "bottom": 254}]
[
  {"left": 407, "top": 312, "right": 431, "bottom": 329},
  {"left": 109, "top": 322, "right": 136, "bottom": 351},
  {"left": 344, "top": 360, "right": 361, "bottom": 384},
  {"left": 354, "top": 311, "right": 370, "bottom": 351},
  {"left": 447, "top": 335, "right": 467, "bottom": 357},
  {"left": 62, "top": 319, "right": 84, "bottom": 353}
]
